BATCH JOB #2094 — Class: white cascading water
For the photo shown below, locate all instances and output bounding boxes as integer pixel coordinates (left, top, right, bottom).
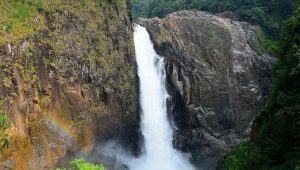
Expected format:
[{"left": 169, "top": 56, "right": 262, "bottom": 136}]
[{"left": 129, "top": 25, "right": 195, "bottom": 170}]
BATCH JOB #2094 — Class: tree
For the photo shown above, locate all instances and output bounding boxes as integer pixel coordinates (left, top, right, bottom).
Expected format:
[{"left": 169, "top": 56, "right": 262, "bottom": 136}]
[{"left": 131, "top": 0, "right": 294, "bottom": 38}]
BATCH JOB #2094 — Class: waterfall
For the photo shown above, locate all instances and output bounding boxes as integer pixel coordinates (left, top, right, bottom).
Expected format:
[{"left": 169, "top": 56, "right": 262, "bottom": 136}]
[{"left": 129, "top": 25, "right": 195, "bottom": 170}]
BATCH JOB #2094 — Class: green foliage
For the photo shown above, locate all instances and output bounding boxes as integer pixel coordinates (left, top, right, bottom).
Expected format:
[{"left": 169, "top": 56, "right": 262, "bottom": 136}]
[
  {"left": 56, "top": 159, "right": 105, "bottom": 170},
  {"left": 263, "top": 39, "right": 280, "bottom": 54},
  {"left": 131, "top": 0, "right": 295, "bottom": 38},
  {"left": 220, "top": 5, "right": 300, "bottom": 170},
  {"left": 219, "top": 141, "right": 263, "bottom": 170},
  {"left": 0, "top": 112, "right": 10, "bottom": 149},
  {"left": 71, "top": 159, "right": 105, "bottom": 170},
  {"left": 220, "top": 141, "right": 300, "bottom": 170}
]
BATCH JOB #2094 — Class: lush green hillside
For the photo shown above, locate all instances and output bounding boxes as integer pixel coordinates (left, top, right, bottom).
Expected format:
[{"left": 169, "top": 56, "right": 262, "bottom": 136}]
[
  {"left": 132, "top": 0, "right": 295, "bottom": 38},
  {"left": 220, "top": 5, "right": 300, "bottom": 169}
]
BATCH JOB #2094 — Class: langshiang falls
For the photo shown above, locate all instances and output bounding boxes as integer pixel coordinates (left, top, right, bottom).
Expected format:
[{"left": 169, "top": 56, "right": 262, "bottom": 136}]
[
  {"left": 131, "top": 25, "right": 195, "bottom": 170},
  {"left": 0, "top": 0, "right": 299, "bottom": 170}
]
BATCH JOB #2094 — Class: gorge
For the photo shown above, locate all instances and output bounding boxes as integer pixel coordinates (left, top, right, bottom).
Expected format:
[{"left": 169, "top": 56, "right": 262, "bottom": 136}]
[{"left": 0, "top": 0, "right": 299, "bottom": 170}]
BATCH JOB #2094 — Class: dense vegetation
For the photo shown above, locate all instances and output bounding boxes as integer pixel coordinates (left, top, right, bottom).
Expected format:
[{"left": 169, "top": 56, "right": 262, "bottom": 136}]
[
  {"left": 132, "top": 0, "right": 295, "bottom": 38},
  {"left": 220, "top": 5, "right": 300, "bottom": 169}
]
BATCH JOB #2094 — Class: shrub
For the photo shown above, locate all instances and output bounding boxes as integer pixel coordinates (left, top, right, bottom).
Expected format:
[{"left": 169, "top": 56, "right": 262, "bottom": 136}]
[
  {"left": 0, "top": 112, "right": 10, "bottom": 149},
  {"left": 57, "top": 159, "right": 106, "bottom": 170}
]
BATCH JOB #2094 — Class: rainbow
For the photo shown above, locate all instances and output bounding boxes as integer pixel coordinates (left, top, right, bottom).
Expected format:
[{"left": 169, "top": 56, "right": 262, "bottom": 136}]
[
  {"left": 43, "top": 110, "right": 95, "bottom": 154},
  {"left": 44, "top": 110, "right": 78, "bottom": 142}
]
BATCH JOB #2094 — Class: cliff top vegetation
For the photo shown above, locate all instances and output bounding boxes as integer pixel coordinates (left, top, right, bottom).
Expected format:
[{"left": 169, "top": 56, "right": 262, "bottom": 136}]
[{"left": 131, "top": 0, "right": 296, "bottom": 38}]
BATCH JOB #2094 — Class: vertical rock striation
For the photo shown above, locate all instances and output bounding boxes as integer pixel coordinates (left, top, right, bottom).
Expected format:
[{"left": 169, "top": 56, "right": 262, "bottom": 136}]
[
  {"left": 140, "top": 10, "right": 274, "bottom": 167},
  {"left": 0, "top": 0, "right": 138, "bottom": 169}
]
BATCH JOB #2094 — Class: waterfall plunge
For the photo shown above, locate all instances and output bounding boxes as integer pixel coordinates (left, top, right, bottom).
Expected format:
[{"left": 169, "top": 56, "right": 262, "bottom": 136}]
[{"left": 129, "top": 25, "right": 195, "bottom": 170}]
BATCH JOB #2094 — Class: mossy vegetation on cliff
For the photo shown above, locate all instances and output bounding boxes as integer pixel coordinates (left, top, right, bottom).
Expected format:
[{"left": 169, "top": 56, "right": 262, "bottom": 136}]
[
  {"left": 0, "top": 0, "right": 44, "bottom": 44},
  {"left": 0, "top": 0, "right": 129, "bottom": 44},
  {"left": 0, "top": 0, "right": 137, "bottom": 169}
]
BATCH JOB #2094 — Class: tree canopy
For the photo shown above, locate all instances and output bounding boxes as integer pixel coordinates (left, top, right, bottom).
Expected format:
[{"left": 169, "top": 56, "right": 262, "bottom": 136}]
[{"left": 131, "top": 0, "right": 295, "bottom": 38}]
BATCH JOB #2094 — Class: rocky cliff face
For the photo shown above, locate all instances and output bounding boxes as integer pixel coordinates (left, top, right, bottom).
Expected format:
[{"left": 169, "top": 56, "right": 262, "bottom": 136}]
[
  {"left": 0, "top": 1, "right": 138, "bottom": 169},
  {"left": 140, "top": 10, "right": 274, "bottom": 167}
]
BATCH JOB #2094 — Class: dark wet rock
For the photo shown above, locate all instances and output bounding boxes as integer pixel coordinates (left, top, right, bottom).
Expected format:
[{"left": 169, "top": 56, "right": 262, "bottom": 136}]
[{"left": 140, "top": 10, "right": 274, "bottom": 166}]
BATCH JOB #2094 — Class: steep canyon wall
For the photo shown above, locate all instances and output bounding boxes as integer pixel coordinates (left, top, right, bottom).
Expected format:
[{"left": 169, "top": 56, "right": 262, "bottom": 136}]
[{"left": 0, "top": 0, "right": 138, "bottom": 169}]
